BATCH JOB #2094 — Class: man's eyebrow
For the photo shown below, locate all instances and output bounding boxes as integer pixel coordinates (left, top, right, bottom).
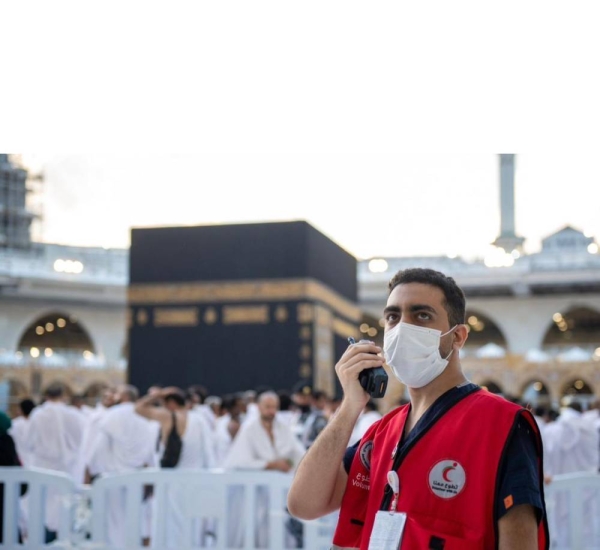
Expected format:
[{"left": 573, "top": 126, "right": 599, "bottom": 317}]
[
  {"left": 383, "top": 304, "right": 438, "bottom": 315},
  {"left": 409, "top": 304, "right": 437, "bottom": 314}
]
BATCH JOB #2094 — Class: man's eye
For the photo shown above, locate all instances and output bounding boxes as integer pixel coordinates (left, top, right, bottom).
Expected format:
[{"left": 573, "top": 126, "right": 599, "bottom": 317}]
[
  {"left": 385, "top": 314, "right": 398, "bottom": 322},
  {"left": 417, "top": 313, "right": 431, "bottom": 320}
]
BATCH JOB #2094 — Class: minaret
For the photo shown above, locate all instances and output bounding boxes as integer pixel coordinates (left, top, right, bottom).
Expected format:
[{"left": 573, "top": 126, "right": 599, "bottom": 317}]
[{"left": 492, "top": 154, "right": 525, "bottom": 252}]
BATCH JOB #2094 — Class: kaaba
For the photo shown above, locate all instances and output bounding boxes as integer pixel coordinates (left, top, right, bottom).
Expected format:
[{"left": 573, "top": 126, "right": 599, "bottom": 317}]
[{"left": 128, "top": 221, "right": 360, "bottom": 397}]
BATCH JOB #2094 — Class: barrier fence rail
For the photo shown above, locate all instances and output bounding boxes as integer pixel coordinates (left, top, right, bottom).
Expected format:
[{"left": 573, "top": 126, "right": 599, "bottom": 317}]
[
  {"left": 1, "top": 467, "right": 599, "bottom": 549},
  {"left": 0, "top": 467, "right": 338, "bottom": 549},
  {"left": 0, "top": 467, "right": 76, "bottom": 548},
  {"left": 544, "top": 471, "right": 600, "bottom": 550}
]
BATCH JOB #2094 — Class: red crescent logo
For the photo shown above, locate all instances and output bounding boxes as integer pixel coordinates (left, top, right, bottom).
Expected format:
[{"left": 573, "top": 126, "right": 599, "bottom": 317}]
[
  {"left": 429, "top": 460, "right": 465, "bottom": 499},
  {"left": 442, "top": 466, "right": 455, "bottom": 482}
]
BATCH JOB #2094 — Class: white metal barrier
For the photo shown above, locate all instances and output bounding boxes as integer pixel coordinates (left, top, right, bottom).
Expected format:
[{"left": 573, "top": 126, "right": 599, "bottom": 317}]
[
  {"left": 87, "top": 468, "right": 336, "bottom": 550},
  {"left": 4, "top": 467, "right": 600, "bottom": 549},
  {"left": 545, "top": 472, "right": 600, "bottom": 550},
  {"left": 2, "top": 467, "right": 337, "bottom": 549},
  {"left": 0, "top": 466, "right": 77, "bottom": 549}
]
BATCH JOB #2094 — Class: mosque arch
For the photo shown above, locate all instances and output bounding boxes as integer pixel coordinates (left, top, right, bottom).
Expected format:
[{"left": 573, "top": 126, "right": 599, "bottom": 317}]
[
  {"left": 561, "top": 378, "right": 594, "bottom": 397},
  {"left": 463, "top": 309, "right": 508, "bottom": 350},
  {"left": 521, "top": 379, "right": 551, "bottom": 406},
  {"left": 17, "top": 311, "right": 96, "bottom": 361},
  {"left": 560, "top": 377, "right": 596, "bottom": 408},
  {"left": 542, "top": 306, "right": 600, "bottom": 352}
]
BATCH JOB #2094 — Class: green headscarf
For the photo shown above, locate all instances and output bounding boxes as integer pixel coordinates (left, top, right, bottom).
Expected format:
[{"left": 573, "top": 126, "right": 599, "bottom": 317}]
[{"left": 0, "top": 411, "right": 11, "bottom": 435}]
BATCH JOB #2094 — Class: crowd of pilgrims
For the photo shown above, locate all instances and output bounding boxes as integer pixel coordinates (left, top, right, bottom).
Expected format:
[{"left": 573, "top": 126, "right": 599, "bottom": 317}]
[
  {"left": 4, "top": 381, "right": 385, "bottom": 476},
  {"left": 1, "top": 382, "right": 599, "bottom": 546},
  {"left": 0, "top": 380, "right": 382, "bottom": 546}
]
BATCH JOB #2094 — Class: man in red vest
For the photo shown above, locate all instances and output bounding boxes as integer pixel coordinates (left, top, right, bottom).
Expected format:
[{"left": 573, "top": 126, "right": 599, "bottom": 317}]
[{"left": 288, "top": 268, "right": 549, "bottom": 549}]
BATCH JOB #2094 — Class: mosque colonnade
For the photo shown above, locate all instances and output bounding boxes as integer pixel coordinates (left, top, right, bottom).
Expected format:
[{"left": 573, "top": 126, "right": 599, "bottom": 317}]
[{"left": 2, "top": 287, "right": 600, "bottom": 409}]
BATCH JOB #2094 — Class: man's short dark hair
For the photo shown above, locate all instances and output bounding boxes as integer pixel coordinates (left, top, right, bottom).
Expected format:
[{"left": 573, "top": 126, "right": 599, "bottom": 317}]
[
  {"left": 312, "top": 390, "right": 328, "bottom": 401},
  {"left": 388, "top": 268, "right": 466, "bottom": 327},
  {"left": 277, "top": 390, "right": 292, "bottom": 412},
  {"left": 220, "top": 394, "right": 235, "bottom": 412},
  {"left": 20, "top": 398, "right": 36, "bottom": 417},
  {"left": 187, "top": 385, "right": 208, "bottom": 404},
  {"left": 164, "top": 390, "right": 186, "bottom": 407},
  {"left": 44, "top": 382, "right": 66, "bottom": 399}
]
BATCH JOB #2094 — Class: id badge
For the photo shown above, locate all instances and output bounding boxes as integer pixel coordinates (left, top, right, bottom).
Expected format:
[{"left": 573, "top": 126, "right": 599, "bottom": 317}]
[{"left": 367, "top": 511, "right": 407, "bottom": 550}]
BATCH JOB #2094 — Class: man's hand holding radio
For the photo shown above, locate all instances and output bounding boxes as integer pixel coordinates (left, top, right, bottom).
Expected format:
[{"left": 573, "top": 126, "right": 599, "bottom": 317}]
[{"left": 335, "top": 340, "right": 385, "bottom": 411}]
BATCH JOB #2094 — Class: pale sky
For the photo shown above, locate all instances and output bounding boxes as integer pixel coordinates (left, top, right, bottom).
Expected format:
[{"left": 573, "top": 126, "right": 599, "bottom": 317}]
[
  {"left": 20, "top": 153, "right": 600, "bottom": 260},
  {"left": 4, "top": 2, "right": 600, "bottom": 261}
]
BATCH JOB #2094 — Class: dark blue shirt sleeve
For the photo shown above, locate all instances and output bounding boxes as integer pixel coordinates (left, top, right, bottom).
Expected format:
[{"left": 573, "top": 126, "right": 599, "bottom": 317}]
[
  {"left": 496, "top": 415, "right": 544, "bottom": 522},
  {"left": 343, "top": 441, "right": 360, "bottom": 474}
]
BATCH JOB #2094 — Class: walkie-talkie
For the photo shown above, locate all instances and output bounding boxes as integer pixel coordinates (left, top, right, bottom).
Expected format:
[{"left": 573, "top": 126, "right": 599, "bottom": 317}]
[{"left": 348, "top": 337, "right": 388, "bottom": 398}]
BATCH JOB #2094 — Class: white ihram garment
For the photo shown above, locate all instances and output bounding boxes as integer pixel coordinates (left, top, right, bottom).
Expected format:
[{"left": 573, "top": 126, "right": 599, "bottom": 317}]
[
  {"left": 26, "top": 401, "right": 85, "bottom": 532},
  {"left": 77, "top": 404, "right": 110, "bottom": 482},
  {"left": 214, "top": 414, "right": 239, "bottom": 466},
  {"left": 190, "top": 407, "right": 219, "bottom": 464},
  {"left": 224, "top": 417, "right": 306, "bottom": 548},
  {"left": 8, "top": 416, "right": 32, "bottom": 467},
  {"left": 349, "top": 410, "right": 383, "bottom": 447},
  {"left": 92, "top": 402, "right": 159, "bottom": 549},
  {"left": 158, "top": 412, "right": 216, "bottom": 548},
  {"left": 545, "top": 408, "right": 600, "bottom": 547},
  {"left": 276, "top": 410, "right": 296, "bottom": 427},
  {"left": 195, "top": 404, "right": 218, "bottom": 431},
  {"left": 244, "top": 403, "right": 260, "bottom": 424},
  {"left": 224, "top": 417, "right": 305, "bottom": 471},
  {"left": 8, "top": 415, "right": 33, "bottom": 535}
]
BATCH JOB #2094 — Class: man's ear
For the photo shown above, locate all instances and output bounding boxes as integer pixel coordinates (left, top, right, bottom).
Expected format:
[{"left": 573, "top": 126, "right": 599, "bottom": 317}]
[{"left": 453, "top": 324, "right": 469, "bottom": 349}]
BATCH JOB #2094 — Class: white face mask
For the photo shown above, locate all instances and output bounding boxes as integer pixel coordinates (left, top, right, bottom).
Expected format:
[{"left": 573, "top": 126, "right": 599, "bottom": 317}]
[{"left": 383, "top": 322, "right": 457, "bottom": 388}]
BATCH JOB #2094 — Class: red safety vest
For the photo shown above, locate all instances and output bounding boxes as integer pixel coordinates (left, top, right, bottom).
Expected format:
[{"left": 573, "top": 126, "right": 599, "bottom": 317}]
[{"left": 333, "top": 389, "right": 549, "bottom": 549}]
